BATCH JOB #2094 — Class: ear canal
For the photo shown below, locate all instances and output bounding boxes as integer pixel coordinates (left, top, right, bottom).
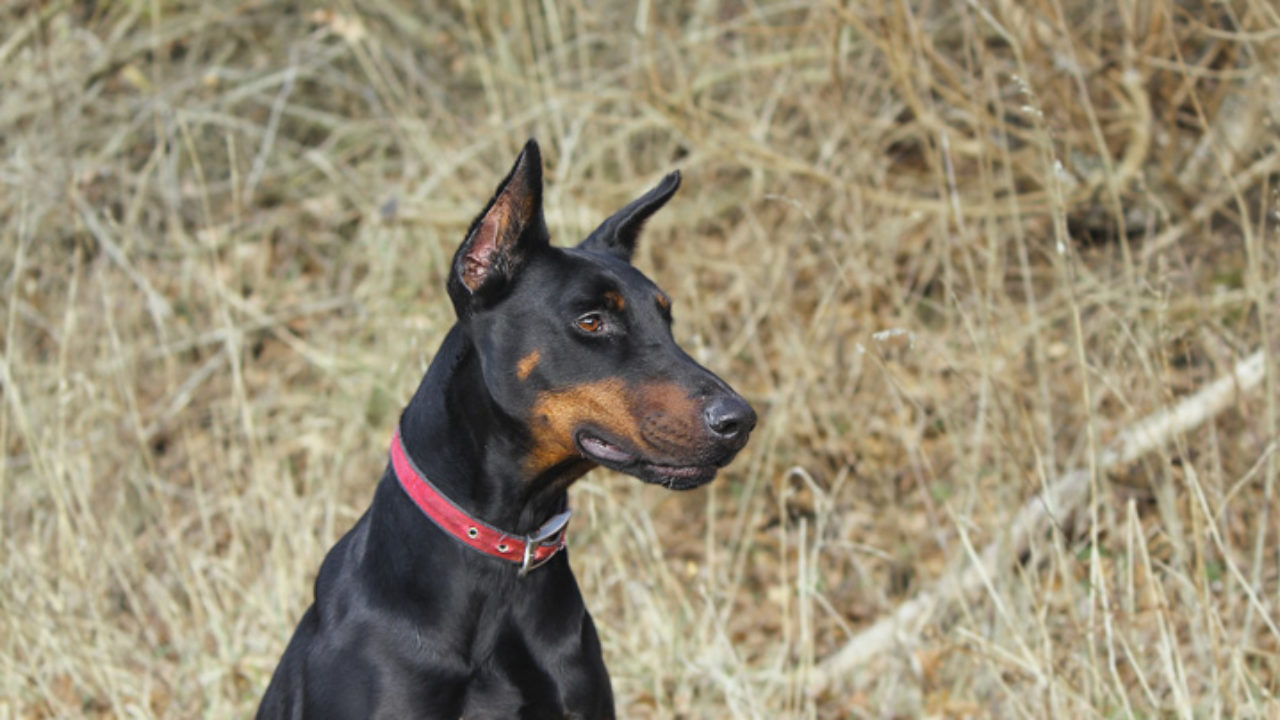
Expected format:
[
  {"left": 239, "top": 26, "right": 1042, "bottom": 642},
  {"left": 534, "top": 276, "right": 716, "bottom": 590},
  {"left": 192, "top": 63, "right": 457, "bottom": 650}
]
[
  {"left": 579, "top": 170, "right": 681, "bottom": 262},
  {"left": 449, "top": 140, "right": 548, "bottom": 305}
]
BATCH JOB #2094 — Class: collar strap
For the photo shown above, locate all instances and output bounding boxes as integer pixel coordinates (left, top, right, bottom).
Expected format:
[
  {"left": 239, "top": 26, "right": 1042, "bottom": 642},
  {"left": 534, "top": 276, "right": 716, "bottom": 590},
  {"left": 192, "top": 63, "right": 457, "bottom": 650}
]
[{"left": 390, "top": 428, "right": 569, "bottom": 576}]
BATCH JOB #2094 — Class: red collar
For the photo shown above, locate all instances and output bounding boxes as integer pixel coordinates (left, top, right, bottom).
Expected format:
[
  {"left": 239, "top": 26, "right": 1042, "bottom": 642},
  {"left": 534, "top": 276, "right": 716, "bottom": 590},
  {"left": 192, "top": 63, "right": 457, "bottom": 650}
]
[{"left": 390, "top": 428, "right": 570, "bottom": 575}]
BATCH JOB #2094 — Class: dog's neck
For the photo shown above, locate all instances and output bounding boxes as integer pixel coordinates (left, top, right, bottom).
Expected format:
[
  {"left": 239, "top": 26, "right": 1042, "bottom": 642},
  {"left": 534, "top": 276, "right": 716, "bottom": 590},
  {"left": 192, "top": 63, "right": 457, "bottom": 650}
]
[{"left": 398, "top": 325, "right": 588, "bottom": 536}]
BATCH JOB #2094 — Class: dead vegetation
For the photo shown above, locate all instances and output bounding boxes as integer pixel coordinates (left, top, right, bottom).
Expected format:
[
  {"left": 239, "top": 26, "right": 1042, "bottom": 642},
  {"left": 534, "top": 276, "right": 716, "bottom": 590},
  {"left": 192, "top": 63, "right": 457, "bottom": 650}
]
[{"left": 2, "top": 1, "right": 1278, "bottom": 717}]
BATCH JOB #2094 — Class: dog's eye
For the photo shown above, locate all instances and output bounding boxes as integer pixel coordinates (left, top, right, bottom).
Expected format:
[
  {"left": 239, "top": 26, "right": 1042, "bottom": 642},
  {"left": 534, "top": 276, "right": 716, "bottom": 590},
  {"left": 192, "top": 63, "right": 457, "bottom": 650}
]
[{"left": 575, "top": 313, "right": 604, "bottom": 333}]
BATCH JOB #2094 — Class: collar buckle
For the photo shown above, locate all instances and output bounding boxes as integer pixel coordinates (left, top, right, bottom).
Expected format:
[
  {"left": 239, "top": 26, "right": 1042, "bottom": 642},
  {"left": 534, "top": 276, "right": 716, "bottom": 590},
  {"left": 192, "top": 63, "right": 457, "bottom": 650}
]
[{"left": 519, "top": 509, "right": 572, "bottom": 577}]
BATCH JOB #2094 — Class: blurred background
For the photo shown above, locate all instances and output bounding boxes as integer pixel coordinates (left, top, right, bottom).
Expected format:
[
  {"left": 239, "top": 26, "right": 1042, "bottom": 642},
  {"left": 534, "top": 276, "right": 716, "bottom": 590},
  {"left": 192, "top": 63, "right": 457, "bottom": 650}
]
[{"left": 2, "top": 1, "right": 1278, "bottom": 717}]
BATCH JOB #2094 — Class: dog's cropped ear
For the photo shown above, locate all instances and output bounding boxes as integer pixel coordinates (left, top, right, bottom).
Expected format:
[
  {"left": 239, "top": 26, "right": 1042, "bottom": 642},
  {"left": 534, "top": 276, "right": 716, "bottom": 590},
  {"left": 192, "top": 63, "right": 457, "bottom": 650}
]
[
  {"left": 579, "top": 171, "right": 681, "bottom": 262},
  {"left": 449, "top": 140, "right": 549, "bottom": 310}
]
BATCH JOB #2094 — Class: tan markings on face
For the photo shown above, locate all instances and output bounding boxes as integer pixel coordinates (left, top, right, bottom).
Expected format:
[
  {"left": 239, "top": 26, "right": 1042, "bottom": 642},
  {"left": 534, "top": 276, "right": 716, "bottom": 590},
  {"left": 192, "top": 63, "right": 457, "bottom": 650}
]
[
  {"left": 603, "top": 290, "right": 626, "bottom": 311},
  {"left": 634, "top": 382, "right": 703, "bottom": 452},
  {"left": 525, "top": 379, "right": 703, "bottom": 475},
  {"left": 527, "top": 379, "right": 636, "bottom": 475},
  {"left": 656, "top": 292, "right": 671, "bottom": 312},
  {"left": 516, "top": 349, "right": 541, "bottom": 381}
]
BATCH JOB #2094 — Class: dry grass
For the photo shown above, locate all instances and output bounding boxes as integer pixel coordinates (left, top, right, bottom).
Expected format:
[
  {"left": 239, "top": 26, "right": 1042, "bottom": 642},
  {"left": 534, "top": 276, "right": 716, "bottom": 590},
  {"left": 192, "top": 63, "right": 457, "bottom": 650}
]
[{"left": 3, "top": 1, "right": 1279, "bottom": 717}]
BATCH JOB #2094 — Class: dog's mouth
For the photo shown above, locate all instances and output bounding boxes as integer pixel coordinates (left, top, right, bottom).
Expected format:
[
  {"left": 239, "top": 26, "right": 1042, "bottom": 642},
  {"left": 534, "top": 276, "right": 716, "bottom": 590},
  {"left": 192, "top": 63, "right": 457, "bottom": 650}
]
[
  {"left": 575, "top": 432, "right": 720, "bottom": 490},
  {"left": 577, "top": 434, "right": 636, "bottom": 465}
]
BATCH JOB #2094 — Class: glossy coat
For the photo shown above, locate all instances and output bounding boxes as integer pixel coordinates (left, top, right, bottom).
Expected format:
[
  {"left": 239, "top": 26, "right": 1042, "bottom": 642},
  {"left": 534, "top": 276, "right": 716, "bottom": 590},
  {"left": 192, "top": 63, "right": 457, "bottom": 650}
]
[{"left": 256, "top": 141, "right": 754, "bottom": 719}]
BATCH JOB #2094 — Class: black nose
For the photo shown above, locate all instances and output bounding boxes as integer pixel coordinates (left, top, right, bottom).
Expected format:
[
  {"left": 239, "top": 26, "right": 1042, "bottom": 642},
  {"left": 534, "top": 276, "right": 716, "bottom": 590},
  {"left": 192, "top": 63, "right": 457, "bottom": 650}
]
[{"left": 703, "top": 395, "right": 757, "bottom": 443}]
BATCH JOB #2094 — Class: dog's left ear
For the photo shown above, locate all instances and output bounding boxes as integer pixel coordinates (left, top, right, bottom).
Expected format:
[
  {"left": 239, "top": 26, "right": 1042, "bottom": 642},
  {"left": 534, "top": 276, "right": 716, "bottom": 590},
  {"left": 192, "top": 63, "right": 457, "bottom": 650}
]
[
  {"left": 449, "top": 140, "right": 549, "bottom": 312},
  {"left": 579, "top": 171, "right": 681, "bottom": 262}
]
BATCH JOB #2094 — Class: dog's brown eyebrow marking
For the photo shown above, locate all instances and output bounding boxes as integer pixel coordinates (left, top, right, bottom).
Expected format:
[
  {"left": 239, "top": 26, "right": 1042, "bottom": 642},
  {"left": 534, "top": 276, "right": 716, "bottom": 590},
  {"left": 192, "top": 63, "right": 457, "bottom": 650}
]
[
  {"left": 655, "top": 293, "right": 671, "bottom": 312},
  {"left": 603, "top": 290, "right": 626, "bottom": 311},
  {"left": 517, "top": 349, "right": 541, "bottom": 381}
]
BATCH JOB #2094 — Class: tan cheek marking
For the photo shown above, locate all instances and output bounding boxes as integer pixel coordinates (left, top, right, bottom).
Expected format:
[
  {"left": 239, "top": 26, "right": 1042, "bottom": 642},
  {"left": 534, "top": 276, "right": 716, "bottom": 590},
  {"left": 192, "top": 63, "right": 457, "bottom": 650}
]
[
  {"left": 525, "top": 380, "right": 703, "bottom": 475},
  {"left": 604, "top": 291, "right": 626, "bottom": 311},
  {"left": 526, "top": 379, "right": 644, "bottom": 475},
  {"left": 516, "top": 349, "right": 541, "bottom": 381}
]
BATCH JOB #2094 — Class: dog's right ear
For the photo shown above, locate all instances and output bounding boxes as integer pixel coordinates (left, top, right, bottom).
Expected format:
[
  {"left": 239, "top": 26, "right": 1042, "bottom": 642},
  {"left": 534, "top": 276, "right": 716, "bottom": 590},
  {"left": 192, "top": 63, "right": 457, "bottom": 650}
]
[{"left": 448, "top": 140, "right": 549, "bottom": 313}]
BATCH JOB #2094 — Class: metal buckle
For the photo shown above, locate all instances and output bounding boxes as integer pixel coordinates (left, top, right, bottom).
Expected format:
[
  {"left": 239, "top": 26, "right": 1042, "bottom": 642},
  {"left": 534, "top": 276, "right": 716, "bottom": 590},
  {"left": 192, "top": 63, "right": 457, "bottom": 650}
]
[{"left": 518, "top": 509, "right": 571, "bottom": 576}]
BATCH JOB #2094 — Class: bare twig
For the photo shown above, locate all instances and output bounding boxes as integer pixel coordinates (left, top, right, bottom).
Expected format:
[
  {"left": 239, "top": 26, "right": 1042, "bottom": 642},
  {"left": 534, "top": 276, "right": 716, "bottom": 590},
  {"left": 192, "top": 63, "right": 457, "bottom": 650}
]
[
  {"left": 243, "top": 47, "right": 299, "bottom": 207},
  {"left": 810, "top": 348, "right": 1268, "bottom": 694}
]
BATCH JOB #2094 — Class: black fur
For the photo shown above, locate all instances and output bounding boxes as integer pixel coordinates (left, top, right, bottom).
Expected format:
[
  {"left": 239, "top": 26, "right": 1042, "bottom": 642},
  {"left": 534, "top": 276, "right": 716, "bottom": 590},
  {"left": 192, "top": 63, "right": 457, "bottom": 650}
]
[{"left": 256, "top": 140, "right": 755, "bottom": 719}]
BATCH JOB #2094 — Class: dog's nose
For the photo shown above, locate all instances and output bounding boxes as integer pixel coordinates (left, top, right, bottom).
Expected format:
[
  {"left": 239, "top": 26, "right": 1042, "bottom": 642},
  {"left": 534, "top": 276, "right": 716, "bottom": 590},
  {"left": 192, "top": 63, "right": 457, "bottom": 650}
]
[{"left": 703, "top": 395, "right": 757, "bottom": 443}]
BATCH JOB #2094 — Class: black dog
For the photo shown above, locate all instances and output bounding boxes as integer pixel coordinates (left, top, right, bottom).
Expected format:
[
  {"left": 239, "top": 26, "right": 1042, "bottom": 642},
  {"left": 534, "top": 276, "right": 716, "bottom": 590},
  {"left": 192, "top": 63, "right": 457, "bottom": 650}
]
[{"left": 256, "top": 140, "right": 755, "bottom": 719}]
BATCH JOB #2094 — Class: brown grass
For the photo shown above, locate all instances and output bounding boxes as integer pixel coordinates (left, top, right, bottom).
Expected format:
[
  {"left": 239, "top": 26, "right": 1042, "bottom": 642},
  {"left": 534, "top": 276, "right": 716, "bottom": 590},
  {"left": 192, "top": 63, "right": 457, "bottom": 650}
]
[{"left": 3, "top": 1, "right": 1279, "bottom": 717}]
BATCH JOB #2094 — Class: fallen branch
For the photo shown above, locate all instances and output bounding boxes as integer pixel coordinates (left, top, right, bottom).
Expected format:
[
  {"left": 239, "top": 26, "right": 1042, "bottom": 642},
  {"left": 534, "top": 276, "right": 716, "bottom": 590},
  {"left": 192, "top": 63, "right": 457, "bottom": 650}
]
[{"left": 809, "top": 349, "right": 1268, "bottom": 694}]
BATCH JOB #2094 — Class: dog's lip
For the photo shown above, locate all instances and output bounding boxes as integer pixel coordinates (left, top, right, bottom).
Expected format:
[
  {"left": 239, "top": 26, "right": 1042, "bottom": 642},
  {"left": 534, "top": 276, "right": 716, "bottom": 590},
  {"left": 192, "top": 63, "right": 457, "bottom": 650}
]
[
  {"left": 575, "top": 431, "right": 721, "bottom": 486},
  {"left": 576, "top": 433, "right": 637, "bottom": 465},
  {"left": 641, "top": 461, "right": 717, "bottom": 481},
  {"left": 638, "top": 461, "right": 719, "bottom": 491}
]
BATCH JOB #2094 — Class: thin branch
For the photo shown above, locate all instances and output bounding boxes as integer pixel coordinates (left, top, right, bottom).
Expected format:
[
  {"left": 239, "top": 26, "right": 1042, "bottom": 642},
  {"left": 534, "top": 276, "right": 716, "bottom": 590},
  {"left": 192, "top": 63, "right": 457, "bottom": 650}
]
[{"left": 810, "top": 349, "right": 1268, "bottom": 694}]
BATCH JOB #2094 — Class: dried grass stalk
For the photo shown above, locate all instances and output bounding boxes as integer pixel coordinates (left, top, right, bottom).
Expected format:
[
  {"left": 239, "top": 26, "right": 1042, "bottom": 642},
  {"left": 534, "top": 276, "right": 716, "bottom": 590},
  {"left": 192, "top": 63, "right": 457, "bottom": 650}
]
[{"left": 810, "top": 348, "right": 1269, "bottom": 693}]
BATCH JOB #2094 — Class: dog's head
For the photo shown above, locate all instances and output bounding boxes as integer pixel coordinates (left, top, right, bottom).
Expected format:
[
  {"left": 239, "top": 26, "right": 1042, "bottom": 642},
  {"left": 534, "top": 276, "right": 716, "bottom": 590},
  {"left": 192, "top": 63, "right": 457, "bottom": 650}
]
[{"left": 446, "top": 140, "right": 754, "bottom": 490}]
